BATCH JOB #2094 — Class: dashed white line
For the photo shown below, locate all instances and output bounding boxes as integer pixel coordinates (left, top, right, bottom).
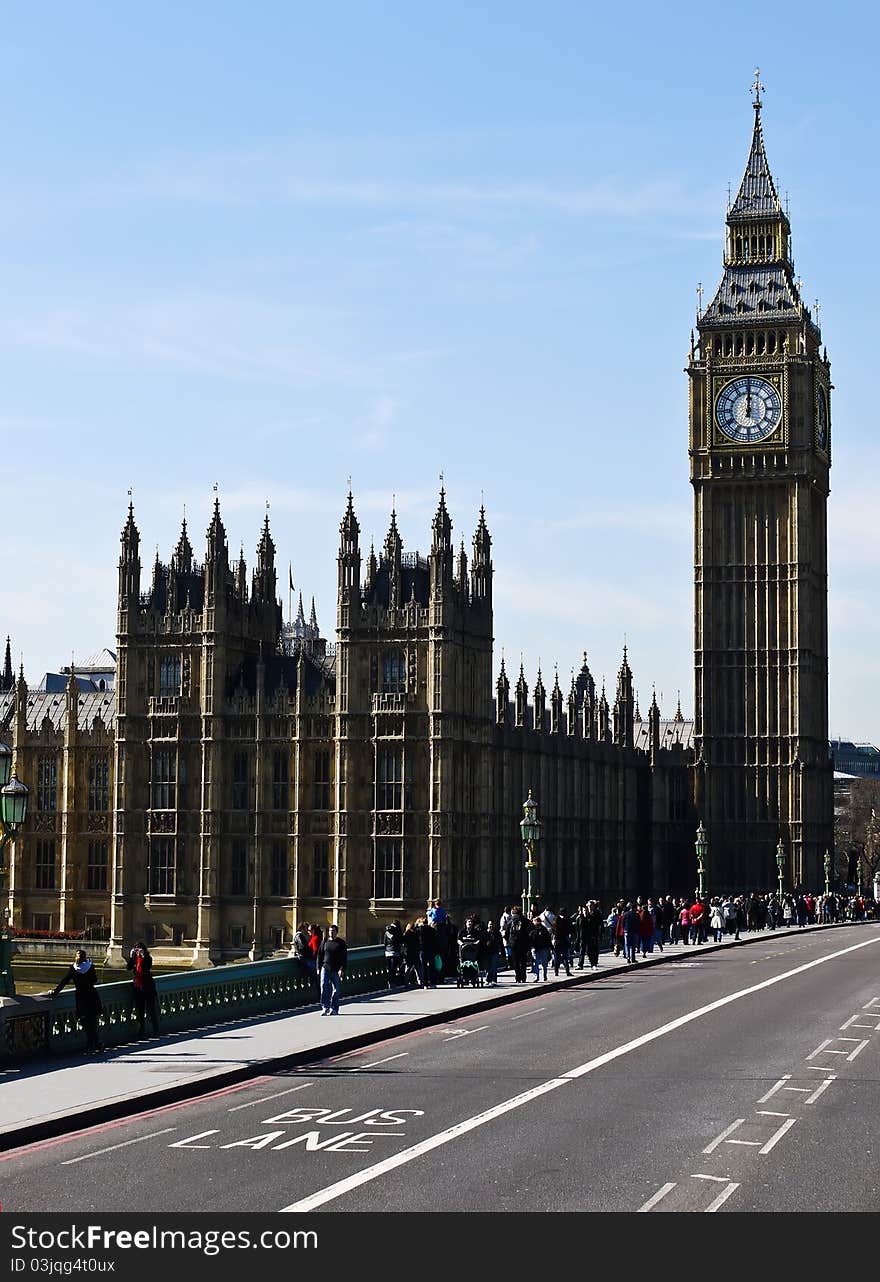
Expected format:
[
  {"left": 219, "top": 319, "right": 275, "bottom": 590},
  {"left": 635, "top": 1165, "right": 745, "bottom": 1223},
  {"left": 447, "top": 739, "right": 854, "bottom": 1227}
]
[
  {"left": 807, "top": 1038, "right": 834, "bottom": 1059},
  {"left": 704, "top": 1181, "right": 740, "bottom": 1212},
  {"left": 846, "top": 1039, "right": 869, "bottom": 1061},
  {"left": 692, "top": 1173, "right": 731, "bottom": 1183},
  {"left": 638, "top": 1182, "right": 677, "bottom": 1212},
  {"left": 228, "top": 1083, "right": 313, "bottom": 1112},
  {"left": 351, "top": 1053, "right": 409, "bottom": 1070},
  {"left": 757, "top": 1075, "right": 791, "bottom": 1104},
  {"left": 703, "top": 1119, "right": 746, "bottom": 1154},
  {"left": 61, "top": 1128, "right": 177, "bottom": 1164},
  {"left": 805, "top": 1076, "right": 836, "bottom": 1104},
  {"left": 511, "top": 1008, "right": 544, "bottom": 1020},
  {"left": 758, "top": 1117, "right": 797, "bottom": 1154},
  {"left": 443, "top": 1026, "right": 489, "bottom": 1042}
]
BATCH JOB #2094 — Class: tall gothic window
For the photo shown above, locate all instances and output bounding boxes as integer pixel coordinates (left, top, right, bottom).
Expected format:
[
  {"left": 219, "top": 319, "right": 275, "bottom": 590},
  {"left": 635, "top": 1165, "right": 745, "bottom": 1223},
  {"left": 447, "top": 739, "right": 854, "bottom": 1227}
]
[
  {"left": 151, "top": 748, "right": 176, "bottom": 809},
  {"left": 312, "top": 840, "right": 330, "bottom": 897},
  {"left": 35, "top": 840, "right": 56, "bottom": 890},
  {"left": 37, "top": 757, "right": 58, "bottom": 812},
  {"left": 232, "top": 752, "right": 249, "bottom": 811},
  {"left": 150, "top": 838, "right": 175, "bottom": 896},
  {"left": 270, "top": 842, "right": 288, "bottom": 897},
  {"left": 374, "top": 840, "right": 403, "bottom": 900},
  {"left": 88, "top": 757, "right": 110, "bottom": 813},
  {"left": 312, "top": 750, "right": 331, "bottom": 810},
  {"left": 272, "top": 751, "right": 289, "bottom": 811},
  {"left": 87, "top": 839, "right": 109, "bottom": 891},
  {"left": 230, "top": 840, "right": 248, "bottom": 895},
  {"left": 159, "top": 655, "right": 181, "bottom": 697},
  {"left": 377, "top": 747, "right": 403, "bottom": 810},
  {"left": 381, "top": 649, "right": 406, "bottom": 695}
]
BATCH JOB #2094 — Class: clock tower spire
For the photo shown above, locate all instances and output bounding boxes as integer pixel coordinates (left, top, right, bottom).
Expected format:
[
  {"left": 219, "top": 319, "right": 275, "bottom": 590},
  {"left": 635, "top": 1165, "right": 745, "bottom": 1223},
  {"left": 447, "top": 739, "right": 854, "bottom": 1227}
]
[{"left": 689, "top": 78, "right": 832, "bottom": 893}]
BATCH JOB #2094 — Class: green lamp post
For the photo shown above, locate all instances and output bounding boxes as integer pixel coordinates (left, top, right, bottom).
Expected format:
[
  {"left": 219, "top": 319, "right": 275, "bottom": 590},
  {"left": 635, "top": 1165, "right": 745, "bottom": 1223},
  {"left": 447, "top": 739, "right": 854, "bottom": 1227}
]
[
  {"left": 775, "top": 836, "right": 786, "bottom": 901},
  {"left": 519, "top": 790, "right": 542, "bottom": 921},
  {"left": 695, "top": 821, "right": 708, "bottom": 899},
  {"left": 823, "top": 849, "right": 831, "bottom": 897},
  {"left": 0, "top": 742, "right": 30, "bottom": 998}
]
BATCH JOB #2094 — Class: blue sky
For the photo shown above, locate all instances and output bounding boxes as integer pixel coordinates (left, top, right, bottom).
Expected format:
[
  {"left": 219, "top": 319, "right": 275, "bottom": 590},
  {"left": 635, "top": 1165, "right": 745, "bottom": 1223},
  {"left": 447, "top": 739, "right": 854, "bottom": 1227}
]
[{"left": 2, "top": 1, "right": 877, "bottom": 738}]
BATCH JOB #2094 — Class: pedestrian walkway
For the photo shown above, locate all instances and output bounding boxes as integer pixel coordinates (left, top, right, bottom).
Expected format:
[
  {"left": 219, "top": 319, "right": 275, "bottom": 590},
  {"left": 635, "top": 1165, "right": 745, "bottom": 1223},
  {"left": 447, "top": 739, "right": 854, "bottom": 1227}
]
[{"left": 0, "top": 920, "right": 860, "bottom": 1151}]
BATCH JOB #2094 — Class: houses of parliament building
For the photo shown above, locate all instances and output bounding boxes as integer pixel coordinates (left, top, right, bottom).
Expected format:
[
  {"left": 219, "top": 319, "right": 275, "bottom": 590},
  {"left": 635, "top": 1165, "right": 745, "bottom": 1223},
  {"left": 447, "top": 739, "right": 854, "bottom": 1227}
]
[{"left": 0, "top": 85, "right": 833, "bottom": 965}]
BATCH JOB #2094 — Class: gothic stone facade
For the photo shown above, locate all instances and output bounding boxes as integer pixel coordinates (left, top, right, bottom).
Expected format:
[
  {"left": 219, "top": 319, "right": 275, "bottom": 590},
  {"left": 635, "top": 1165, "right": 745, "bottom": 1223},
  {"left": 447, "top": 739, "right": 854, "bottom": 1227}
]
[{"left": 1, "top": 493, "right": 694, "bottom": 966}]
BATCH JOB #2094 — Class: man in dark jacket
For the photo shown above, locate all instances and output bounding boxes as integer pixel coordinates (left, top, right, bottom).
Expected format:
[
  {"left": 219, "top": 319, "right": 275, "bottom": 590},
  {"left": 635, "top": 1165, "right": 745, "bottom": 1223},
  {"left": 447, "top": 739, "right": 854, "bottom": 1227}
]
[
  {"left": 318, "top": 923, "right": 348, "bottom": 1015},
  {"left": 383, "top": 920, "right": 404, "bottom": 988},
  {"left": 621, "top": 902, "right": 640, "bottom": 963},
  {"left": 507, "top": 906, "right": 530, "bottom": 982},
  {"left": 126, "top": 941, "right": 159, "bottom": 1036},
  {"left": 552, "top": 910, "right": 572, "bottom": 976},
  {"left": 52, "top": 949, "right": 104, "bottom": 1054},
  {"left": 580, "top": 900, "right": 604, "bottom": 969}
]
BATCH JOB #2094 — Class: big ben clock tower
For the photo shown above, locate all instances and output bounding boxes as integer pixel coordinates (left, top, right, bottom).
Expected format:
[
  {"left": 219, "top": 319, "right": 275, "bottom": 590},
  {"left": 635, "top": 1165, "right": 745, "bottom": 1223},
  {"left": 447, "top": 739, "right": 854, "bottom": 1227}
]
[{"left": 689, "top": 73, "right": 832, "bottom": 893}]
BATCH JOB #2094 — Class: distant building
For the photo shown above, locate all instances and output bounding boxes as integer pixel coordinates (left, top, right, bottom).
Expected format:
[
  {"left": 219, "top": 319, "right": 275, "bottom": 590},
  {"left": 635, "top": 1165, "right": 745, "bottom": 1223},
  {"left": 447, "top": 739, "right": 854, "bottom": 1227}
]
[{"left": 830, "top": 740, "right": 880, "bottom": 778}]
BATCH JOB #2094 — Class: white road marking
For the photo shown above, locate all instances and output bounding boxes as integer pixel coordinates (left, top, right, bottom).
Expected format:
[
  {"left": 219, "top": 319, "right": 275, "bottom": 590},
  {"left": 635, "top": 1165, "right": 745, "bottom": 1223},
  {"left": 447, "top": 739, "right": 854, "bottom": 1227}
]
[
  {"left": 864, "top": 998, "right": 880, "bottom": 1010},
  {"left": 692, "top": 1173, "right": 732, "bottom": 1183},
  {"left": 443, "top": 1026, "right": 489, "bottom": 1041},
  {"left": 704, "top": 1181, "right": 740, "bottom": 1212},
  {"left": 758, "top": 1117, "right": 797, "bottom": 1154},
  {"left": 228, "top": 1083, "right": 313, "bottom": 1112},
  {"left": 805, "top": 1076, "right": 836, "bottom": 1104},
  {"left": 351, "top": 1053, "right": 408, "bottom": 1070},
  {"left": 280, "top": 933, "right": 880, "bottom": 1212},
  {"left": 840, "top": 1014, "right": 880, "bottom": 1031},
  {"left": 807, "top": 1039, "right": 834, "bottom": 1059},
  {"left": 511, "top": 1008, "right": 544, "bottom": 1020},
  {"left": 846, "top": 1039, "right": 870, "bottom": 1061},
  {"left": 61, "top": 1127, "right": 177, "bottom": 1164},
  {"left": 169, "top": 1130, "right": 219, "bottom": 1149},
  {"left": 756, "top": 1075, "right": 791, "bottom": 1103},
  {"left": 703, "top": 1120, "right": 745, "bottom": 1154},
  {"left": 638, "top": 1182, "right": 677, "bottom": 1212}
]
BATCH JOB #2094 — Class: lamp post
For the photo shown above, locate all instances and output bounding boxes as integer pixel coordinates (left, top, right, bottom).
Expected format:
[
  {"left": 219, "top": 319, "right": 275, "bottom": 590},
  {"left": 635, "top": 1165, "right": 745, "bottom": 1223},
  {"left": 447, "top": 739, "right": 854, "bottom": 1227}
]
[
  {"left": 0, "top": 741, "right": 30, "bottom": 998},
  {"left": 695, "top": 821, "right": 708, "bottom": 899},
  {"left": 775, "top": 836, "right": 786, "bottom": 902},
  {"left": 823, "top": 848, "right": 831, "bottom": 898},
  {"left": 519, "top": 790, "right": 542, "bottom": 921}
]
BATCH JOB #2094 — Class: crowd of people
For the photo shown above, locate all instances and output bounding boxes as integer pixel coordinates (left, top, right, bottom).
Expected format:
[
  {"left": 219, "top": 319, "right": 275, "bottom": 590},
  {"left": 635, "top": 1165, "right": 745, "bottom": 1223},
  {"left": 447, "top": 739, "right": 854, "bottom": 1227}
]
[{"left": 369, "top": 890, "right": 877, "bottom": 989}]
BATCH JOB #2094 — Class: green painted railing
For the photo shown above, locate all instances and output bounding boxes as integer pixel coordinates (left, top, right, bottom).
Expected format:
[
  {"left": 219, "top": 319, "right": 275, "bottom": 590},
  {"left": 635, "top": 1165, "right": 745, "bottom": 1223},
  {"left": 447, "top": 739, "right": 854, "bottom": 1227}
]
[{"left": 0, "top": 948, "right": 386, "bottom": 1062}]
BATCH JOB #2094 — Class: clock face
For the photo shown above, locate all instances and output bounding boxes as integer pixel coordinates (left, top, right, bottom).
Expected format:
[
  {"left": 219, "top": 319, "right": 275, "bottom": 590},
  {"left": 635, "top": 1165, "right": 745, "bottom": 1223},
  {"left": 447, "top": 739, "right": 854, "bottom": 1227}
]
[
  {"left": 817, "top": 386, "right": 829, "bottom": 451},
  {"left": 715, "top": 376, "right": 782, "bottom": 444}
]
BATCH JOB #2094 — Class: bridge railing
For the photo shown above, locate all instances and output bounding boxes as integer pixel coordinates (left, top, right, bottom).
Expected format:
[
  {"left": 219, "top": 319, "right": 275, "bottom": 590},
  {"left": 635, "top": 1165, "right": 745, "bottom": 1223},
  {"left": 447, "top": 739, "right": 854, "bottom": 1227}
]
[{"left": 0, "top": 947, "right": 385, "bottom": 1064}]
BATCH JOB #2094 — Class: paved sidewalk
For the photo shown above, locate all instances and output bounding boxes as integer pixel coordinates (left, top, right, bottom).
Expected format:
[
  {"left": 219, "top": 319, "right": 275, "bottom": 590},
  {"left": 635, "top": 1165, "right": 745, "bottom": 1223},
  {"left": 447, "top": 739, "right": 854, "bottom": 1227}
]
[{"left": 0, "top": 921, "right": 861, "bottom": 1150}]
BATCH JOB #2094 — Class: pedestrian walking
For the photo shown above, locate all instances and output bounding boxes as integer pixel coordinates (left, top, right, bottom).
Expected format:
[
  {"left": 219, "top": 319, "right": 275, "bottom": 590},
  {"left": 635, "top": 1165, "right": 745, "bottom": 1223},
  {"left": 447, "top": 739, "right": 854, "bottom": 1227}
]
[
  {"left": 318, "top": 923, "right": 347, "bottom": 1015},
  {"left": 51, "top": 949, "right": 105, "bottom": 1055},
  {"left": 383, "top": 919, "right": 404, "bottom": 988},
  {"left": 126, "top": 940, "right": 160, "bottom": 1036},
  {"left": 508, "top": 906, "right": 530, "bottom": 982},
  {"left": 529, "top": 914, "right": 551, "bottom": 981},
  {"left": 621, "top": 902, "right": 640, "bottom": 963}
]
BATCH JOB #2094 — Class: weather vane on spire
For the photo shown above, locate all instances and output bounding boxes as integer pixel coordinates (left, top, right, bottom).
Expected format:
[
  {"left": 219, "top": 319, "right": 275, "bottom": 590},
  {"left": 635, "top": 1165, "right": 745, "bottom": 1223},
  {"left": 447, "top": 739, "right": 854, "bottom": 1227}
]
[{"left": 752, "top": 67, "right": 764, "bottom": 109}]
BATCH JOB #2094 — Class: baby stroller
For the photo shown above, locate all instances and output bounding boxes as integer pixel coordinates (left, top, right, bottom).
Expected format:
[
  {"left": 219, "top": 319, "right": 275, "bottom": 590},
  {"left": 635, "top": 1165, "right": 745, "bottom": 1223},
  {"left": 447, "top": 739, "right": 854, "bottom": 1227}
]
[{"left": 456, "top": 936, "right": 484, "bottom": 987}]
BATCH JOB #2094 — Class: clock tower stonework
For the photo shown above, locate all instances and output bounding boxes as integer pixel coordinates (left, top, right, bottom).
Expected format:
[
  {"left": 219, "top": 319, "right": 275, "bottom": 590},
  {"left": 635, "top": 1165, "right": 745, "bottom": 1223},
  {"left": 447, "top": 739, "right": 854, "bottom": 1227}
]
[{"left": 689, "top": 80, "right": 833, "bottom": 893}]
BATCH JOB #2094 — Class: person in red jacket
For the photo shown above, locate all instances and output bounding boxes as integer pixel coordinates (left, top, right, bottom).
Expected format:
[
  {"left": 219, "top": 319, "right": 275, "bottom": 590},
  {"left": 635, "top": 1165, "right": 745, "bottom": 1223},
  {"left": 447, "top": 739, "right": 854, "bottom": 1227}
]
[
  {"left": 638, "top": 904, "right": 655, "bottom": 956},
  {"left": 689, "top": 899, "right": 705, "bottom": 944}
]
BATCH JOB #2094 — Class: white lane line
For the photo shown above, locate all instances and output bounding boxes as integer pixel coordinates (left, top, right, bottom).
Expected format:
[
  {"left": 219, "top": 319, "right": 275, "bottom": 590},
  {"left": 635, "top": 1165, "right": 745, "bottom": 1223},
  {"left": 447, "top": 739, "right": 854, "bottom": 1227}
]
[
  {"left": 841, "top": 1016, "right": 880, "bottom": 1031},
  {"left": 511, "top": 1008, "right": 544, "bottom": 1020},
  {"left": 228, "top": 1083, "right": 313, "bottom": 1112},
  {"left": 692, "top": 1174, "right": 731, "bottom": 1183},
  {"left": 864, "top": 998, "right": 880, "bottom": 1010},
  {"left": 758, "top": 1117, "right": 797, "bottom": 1154},
  {"left": 847, "top": 1039, "right": 870, "bottom": 1061},
  {"left": 281, "top": 933, "right": 880, "bottom": 1213},
  {"left": 443, "top": 1026, "right": 488, "bottom": 1042},
  {"left": 704, "top": 1181, "right": 740, "bottom": 1213},
  {"left": 805, "top": 1076, "right": 836, "bottom": 1104},
  {"left": 351, "top": 1053, "right": 408, "bottom": 1070},
  {"left": 757, "top": 1075, "right": 791, "bottom": 1103},
  {"left": 638, "top": 1182, "right": 677, "bottom": 1212},
  {"left": 702, "top": 1120, "right": 745, "bottom": 1154},
  {"left": 61, "top": 1128, "right": 177, "bottom": 1165},
  {"left": 807, "top": 1038, "right": 834, "bottom": 1059}
]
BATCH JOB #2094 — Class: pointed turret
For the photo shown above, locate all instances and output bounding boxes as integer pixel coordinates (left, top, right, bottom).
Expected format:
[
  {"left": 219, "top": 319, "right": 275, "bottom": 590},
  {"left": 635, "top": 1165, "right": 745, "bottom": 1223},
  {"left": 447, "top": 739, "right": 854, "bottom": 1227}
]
[
  {"left": 729, "top": 77, "right": 786, "bottom": 224},
  {"left": 533, "top": 666, "right": 546, "bottom": 733},
  {"left": 1, "top": 637, "right": 13, "bottom": 694},
  {"left": 495, "top": 656, "right": 509, "bottom": 726},
  {"left": 205, "top": 496, "right": 229, "bottom": 607},
  {"left": 308, "top": 597, "right": 319, "bottom": 638},
  {"left": 66, "top": 663, "right": 79, "bottom": 732},
  {"left": 674, "top": 692, "right": 684, "bottom": 724},
  {"left": 236, "top": 544, "right": 248, "bottom": 601},
  {"left": 550, "top": 668, "right": 563, "bottom": 735},
  {"left": 470, "top": 505, "right": 492, "bottom": 603},
  {"left": 365, "top": 540, "right": 377, "bottom": 592},
  {"left": 634, "top": 692, "right": 642, "bottom": 723},
  {"left": 598, "top": 680, "right": 610, "bottom": 743},
  {"left": 429, "top": 487, "right": 453, "bottom": 600},
  {"left": 613, "top": 643, "right": 635, "bottom": 749},
  {"left": 456, "top": 539, "right": 469, "bottom": 600},
  {"left": 118, "top": 500, "right": 141, "bottom": 613},
  {"left": 253, "top": 510, "right": 277, "bottom": 603},
  {"left": 384, "top": 507, "right": 403, "bottom": 609},
  {"left": 649, "top": 687, "right": 661, "bottom": 759},
  {"left": 337, "top": 489, "right": 361, "bottom": 603},
  {"left": 576, "top": 651, "right": 596, "bottom": 739},
  {"left": 173, "top": 516, "right": 193, "bottom": 575},
  {"left": 514, "top": 661, "right": 528, "bottom": 729},
  {"left": 567, "top": 671, "right": 577, "bottom": 737}
]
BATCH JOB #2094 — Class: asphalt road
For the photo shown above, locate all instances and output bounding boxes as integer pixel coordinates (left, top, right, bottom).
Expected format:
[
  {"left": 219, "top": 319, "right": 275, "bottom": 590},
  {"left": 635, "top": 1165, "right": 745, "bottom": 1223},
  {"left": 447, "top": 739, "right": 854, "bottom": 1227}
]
[{"left": 4, "top": 924, "right": 879, "bottom": 1214}]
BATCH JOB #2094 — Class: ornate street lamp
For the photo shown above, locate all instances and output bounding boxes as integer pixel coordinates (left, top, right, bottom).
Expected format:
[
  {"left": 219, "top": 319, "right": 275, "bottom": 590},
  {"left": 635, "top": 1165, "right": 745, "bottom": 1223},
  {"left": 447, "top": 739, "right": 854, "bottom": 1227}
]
[
  {"left": 695, "top": 821, "right": 708, "bottom": 899},
  {"left": 823, "top": 848, "right": 831, "bottom": 897},
  {"left": 520, "top": 790, "right": 542, "bottom": 921},
  {"left": 775, "top": 836, "right": 786, "bottom": 901},
  {"left": 0, "top": 760, "right": 29, "bottom": 998}
]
